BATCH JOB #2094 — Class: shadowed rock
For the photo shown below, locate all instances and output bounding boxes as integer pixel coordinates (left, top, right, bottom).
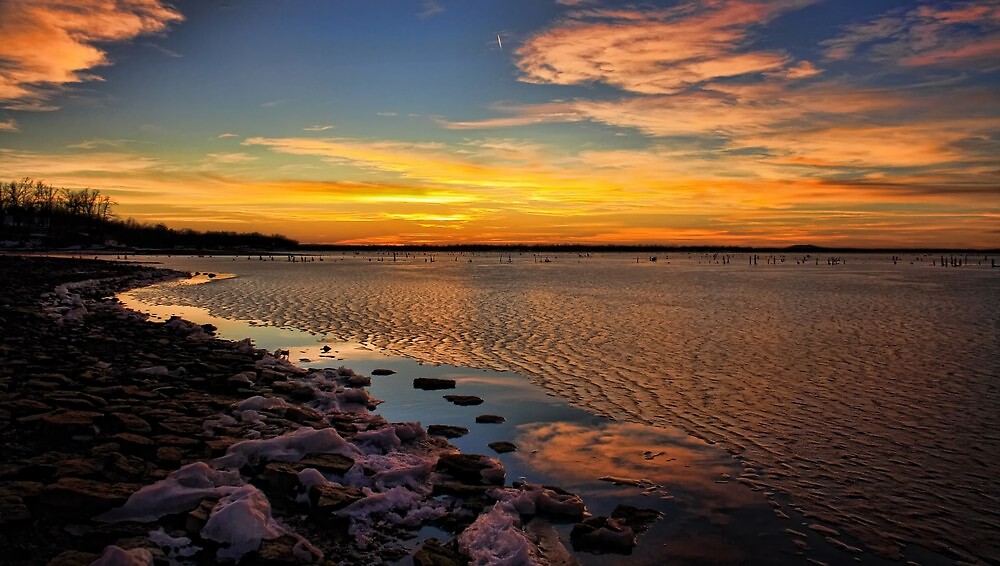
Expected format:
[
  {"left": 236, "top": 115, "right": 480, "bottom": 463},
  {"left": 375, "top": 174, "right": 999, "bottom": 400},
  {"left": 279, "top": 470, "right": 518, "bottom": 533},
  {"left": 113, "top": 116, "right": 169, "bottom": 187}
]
[
  {"left": 413, "top": 378, "right": 456, "bottom": 390},
  {"left": 475, "top": 414, "right": 505, "bottom": 424},
  {"left": 413, "top": 538, "right": 467, "bottom": 566},
  {"left": 611, "top": 504, "right": 663, "bottom": 535},
  {"left": 434, "top": 454, "right": 504, "bottom": 486},
  {"left": 487, "top": 441, "right": 517, "bottom": 454},
  {"left": 443, "top": 395, "right": 483, "bottom": 406},
  {"left": 427, "top": 425, "right": 469, "bottom": 438},
  {"left": 570, "top": 516, "right": 637, "bottom": 554},
  {"left": 40, "top": 477, "right": 139, "bottom": 517}
]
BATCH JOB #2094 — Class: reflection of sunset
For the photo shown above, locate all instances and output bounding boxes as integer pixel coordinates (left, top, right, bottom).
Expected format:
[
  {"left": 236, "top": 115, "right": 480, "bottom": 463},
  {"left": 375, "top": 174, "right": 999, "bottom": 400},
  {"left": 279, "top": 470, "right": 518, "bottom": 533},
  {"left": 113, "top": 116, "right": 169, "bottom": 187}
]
[
  {"left": 1, "top": 1, "right": 997, "bottom": 246},
  {"left": 515, "top": 421, "right": 760, "bottom": 524}
]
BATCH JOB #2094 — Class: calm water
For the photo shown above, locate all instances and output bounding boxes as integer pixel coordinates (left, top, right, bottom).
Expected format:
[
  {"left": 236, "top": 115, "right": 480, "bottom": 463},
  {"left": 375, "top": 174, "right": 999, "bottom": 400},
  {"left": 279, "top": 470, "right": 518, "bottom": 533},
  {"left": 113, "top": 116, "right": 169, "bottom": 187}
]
[{"left": 127, "top": 252, "right": 1000, "bottom": 562}]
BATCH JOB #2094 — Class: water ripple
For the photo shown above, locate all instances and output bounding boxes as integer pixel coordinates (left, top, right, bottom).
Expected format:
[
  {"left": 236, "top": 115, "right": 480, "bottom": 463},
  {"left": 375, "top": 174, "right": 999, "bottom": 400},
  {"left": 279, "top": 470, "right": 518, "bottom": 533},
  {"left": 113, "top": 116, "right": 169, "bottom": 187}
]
[{"left": 133, "top": 254, "right": 1000, "bottom": 562}]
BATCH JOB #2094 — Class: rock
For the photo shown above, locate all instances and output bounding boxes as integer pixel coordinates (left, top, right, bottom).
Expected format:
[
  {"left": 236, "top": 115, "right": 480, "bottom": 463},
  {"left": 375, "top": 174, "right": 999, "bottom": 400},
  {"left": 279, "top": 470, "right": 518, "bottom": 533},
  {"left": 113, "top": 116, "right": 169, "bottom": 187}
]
[
  {"left": 54, "top": 457, "right": 104, "bottom": 478},
  {"left": 157, "top": 419, "right": 202, "bottom": 435},
  {"left": 434, "top": 454, "right": 504, "bottom": 486},
  {"left": 204, "top": 438, "right": 237, "bottom": 458},
  {"left": 413, "top": 378, "right": 456, "bottom": 390},
  {"left": 513, "top": 483, "right": 586, "bottom": 519},
  {"left": 47, "top": 395, "right": 99, "bottom": 411},
  {"left": 155, "top": 446, "right": 184, "bottom": 466},
  {"left": 296, "top": 453, "right": 356, "bottom": 476},
  {"left": 413, "top": 538, "right": 467, "bottom": 566},
  {"left": 487, "top": 441, "right": 517, "bottom": 454},
  {"left": 430, "top": 481, "right": 492, "bottom": 498},
  {"left": 105, "top": 452, "right": 154, "bottom": 479},
  {"left": 525, "top": 518, "right": 576, "bottom": 565},
  {"left": 185, "top": 498, "right": 218, "bottom": 533},
  {"left": 442, "top": 395, "right": 483, "bottom": 406},
  {"left": 611, "top": 504, "right": 663, "bottom": 534},
  {"left": 249, "top": 534, "right": 322, "bottom": 564},
  {"left": 4, "top": 398, "right": 51, "bottom": 415},
  {"left": 40, "top": 477, "right": 138, "bottom": 516},
  {"left": 570, "top": 516, "right": 636, "bottom": 554},
  {"left": 153, "top": 434, "right": 200, "bottom": 448},
  {"left": 107, "top": 412, "right": 152, "bottom": 434},
  {"left": 0, "top": 495, "right": 31, "bottom": 525},
  {"left": 371, "top": 368, "right": 396, "bottom": 376},
  {"left": 111, "top": 433, "right": 157, "bottom": 457},
  {"left": 261, "top": 462, "right": 303, "bottom": 495},
  {"left": 475, "top": 414, "right": 505, "bottom": 424},
  {"left": 47, "top": 550, "right": 102, "bottom": 566},
  {"left": 310, "top": 484, "right": 366, "bottom": 517},
  {"left": 39, "top": 410, "right": 103, "bottom": 441},
  {"left": 346, "top": 373, "right": 371, "bottom": 387},
  {"left": 288, "top": 386, "right": 316, "bottom": 402},
  {"left": 427, "top": 425, "right": 469, "bottom": 439},
  {"left": 228, "top": 371, "right": 256, "bottom": 387}
]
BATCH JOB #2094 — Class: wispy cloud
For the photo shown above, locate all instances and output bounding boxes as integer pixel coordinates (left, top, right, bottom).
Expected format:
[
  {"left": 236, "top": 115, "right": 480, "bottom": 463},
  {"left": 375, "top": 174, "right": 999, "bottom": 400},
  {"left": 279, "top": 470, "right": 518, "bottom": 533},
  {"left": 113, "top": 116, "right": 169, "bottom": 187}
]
[
  {"left": 144, "top": 42, "right": 183, "bottom": 58},
  {"left": 303, "top": 124, "right": 335, "bottom": 131},
  {"left": 68, "top": 138, "right": 149, "bottom": 150},
  {"left": 217, "top": 132, "right": 239, "bottom": 139},
  {"left": 0, "top": 117, "right": 19, "bottom": 132},
  {"left": 204, "top": 152, "right": 258, "bottom": 166},
  {"left": 260, "top": 100, "right": 285, "bottom": 108},
  {"left": 418, "top": 0, "right": 444, "bottom": 19},
  {"left": 0, "top": 148, "right": 162, "bottom": 176},
  {"left": 0, "top": 0, "right": 183, "bottom": 110},
  {"left": 822, "top": 1, "right": 1000, "bottom": 68},
  {"left": 376, "top": 112, "right": 399, "bottom": 117},
  {"left": 438, "top": 101, "right": 584, "bottom": 130}
]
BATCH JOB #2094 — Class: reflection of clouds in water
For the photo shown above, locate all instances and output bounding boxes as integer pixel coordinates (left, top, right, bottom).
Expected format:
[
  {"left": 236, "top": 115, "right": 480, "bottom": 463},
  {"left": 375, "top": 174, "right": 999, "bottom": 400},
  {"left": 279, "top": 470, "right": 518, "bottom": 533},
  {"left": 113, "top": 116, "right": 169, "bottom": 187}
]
[{"left": 515, "top": 421, "right": 761, "bottom": 524}]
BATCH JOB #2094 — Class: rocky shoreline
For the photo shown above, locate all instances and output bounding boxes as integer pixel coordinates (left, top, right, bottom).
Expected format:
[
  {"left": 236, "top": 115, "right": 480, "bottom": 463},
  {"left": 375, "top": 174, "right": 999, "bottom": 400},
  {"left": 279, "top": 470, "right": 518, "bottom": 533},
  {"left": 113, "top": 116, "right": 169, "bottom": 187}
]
[{"left": 0, "top": 256, "right": 656, "bottom": 565}]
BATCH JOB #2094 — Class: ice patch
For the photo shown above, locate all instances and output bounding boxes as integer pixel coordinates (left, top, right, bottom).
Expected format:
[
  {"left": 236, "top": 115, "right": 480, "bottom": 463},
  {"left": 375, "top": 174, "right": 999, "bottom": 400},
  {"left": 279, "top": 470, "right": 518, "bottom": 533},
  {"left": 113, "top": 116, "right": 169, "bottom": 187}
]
[
  {"left": 212, "top": 426, "right": 360, "bottom": 469},
  {"left": 201, "top": 485, "right": 286, "bottom": 562},
  {"left": 90, "top": 545, "right": 154, "bottom": 565},
  {"left": 354, "top": 425, "right": 402, "bottom": 455},
  {"left": 392, "top": 421, "right": 426, "bottom": 442},
  {"left": 338, "top": 486, "right": 447, "bottom": 547},
  {"left": 488, "top": 484, "right": 586, "bottom": 518},
  {"left": 239, "top": 409, "right": 263, "bottom": 423},
  {"left": 147, "top": 527, "right": 201, "bottom": 559},
  {"left": 297, "top": 468, "right": 329, "bottom": 490},
  {"left": 458, "top": 500, "right": 538, "bottom": 566},
  {"left": 95, "top": 462, "right": 243, "bottom": 523},
  {"left": 234, "top": 395, "right": 289, "bottom": 412}
]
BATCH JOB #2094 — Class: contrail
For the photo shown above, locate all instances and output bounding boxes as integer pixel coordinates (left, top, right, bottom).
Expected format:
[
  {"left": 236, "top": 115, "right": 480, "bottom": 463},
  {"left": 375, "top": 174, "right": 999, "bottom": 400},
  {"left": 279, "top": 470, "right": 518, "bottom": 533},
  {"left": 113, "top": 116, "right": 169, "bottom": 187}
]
[{"left": 497, "top": 34, "right": 503, "bottom": 50}]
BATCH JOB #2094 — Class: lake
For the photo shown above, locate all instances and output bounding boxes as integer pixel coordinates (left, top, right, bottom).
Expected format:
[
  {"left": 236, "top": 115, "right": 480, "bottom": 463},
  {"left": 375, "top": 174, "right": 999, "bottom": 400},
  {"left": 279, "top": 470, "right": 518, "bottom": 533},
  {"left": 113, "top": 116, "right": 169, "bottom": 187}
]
[{"left": 122, "top": 251, "right": 1000, "bottom": 563}]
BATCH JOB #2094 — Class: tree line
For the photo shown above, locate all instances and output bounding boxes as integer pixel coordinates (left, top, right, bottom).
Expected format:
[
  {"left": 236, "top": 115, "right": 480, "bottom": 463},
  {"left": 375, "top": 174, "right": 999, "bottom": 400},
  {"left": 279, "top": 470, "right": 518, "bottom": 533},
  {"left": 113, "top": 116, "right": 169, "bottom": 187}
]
[
  {"left": 1, "top": 178, "right": 113, "bottom": 230},
  {"left": 1, "top": 178, "right": 298, "bottom": 250}
]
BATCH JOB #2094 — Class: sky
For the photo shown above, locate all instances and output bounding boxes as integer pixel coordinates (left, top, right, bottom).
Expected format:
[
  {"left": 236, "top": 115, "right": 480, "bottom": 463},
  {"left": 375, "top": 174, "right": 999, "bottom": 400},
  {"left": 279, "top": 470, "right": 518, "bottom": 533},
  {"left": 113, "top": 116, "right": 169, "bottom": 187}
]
[{"left": 1, "top": 0, "right": 998, "bottom": 247}]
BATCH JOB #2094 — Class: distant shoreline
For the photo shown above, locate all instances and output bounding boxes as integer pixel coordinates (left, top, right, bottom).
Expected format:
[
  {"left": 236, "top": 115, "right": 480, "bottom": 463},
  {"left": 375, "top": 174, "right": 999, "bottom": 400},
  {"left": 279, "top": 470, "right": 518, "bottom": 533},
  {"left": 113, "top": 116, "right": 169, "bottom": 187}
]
[{"left": 5, "top": 243, "right": 999, "bottom": 256}]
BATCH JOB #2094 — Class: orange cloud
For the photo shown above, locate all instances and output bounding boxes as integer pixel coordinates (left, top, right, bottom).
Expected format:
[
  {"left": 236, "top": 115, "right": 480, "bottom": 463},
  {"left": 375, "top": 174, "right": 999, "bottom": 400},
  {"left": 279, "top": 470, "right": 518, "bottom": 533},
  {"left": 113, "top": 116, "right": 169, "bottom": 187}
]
[
  {"left": 0, "top": 0, "right": 183, "bottom": 110},
  {"left": 516, "top": 1, "right": 816, "bottom": 94}
]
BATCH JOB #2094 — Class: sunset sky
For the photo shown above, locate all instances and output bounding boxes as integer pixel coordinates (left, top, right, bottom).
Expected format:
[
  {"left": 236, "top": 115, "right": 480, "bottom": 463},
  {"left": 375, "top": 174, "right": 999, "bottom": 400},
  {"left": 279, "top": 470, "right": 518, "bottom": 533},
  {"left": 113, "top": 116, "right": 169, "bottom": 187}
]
[{"left": 1, "top": 0, "right": 998, "bottom": 247}]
